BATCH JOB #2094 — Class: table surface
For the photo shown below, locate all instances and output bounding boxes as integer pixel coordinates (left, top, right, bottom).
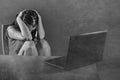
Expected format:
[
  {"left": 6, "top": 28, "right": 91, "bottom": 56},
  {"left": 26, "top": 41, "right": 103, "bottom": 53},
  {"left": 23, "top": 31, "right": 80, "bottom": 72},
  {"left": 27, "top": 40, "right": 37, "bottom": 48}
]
[{"left": 0, "top": 55, "right": 100, "bottom": 80}]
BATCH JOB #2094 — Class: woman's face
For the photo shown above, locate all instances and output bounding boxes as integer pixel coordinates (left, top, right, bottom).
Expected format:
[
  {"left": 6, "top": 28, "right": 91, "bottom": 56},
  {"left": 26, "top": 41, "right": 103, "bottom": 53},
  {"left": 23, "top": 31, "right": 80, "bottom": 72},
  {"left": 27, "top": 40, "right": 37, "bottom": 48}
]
[{"left": 23, "top": 13, "right": 37, "bottom": 31}]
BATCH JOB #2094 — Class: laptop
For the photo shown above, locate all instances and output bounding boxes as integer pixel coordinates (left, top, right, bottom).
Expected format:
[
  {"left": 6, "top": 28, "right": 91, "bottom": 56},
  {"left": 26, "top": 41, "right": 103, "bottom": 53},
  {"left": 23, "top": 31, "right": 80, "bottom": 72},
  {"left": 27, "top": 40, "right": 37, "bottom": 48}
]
[{"left": 45, "top": 30, "right": 107, "bottom": 70}]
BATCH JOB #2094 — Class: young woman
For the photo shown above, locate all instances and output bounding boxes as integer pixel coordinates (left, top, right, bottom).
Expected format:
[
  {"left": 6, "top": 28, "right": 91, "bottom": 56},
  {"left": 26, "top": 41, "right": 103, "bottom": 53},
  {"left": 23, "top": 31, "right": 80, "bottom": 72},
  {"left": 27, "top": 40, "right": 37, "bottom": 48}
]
[{"left": 7, "top": 9, "right": 51, "bottom": 56}]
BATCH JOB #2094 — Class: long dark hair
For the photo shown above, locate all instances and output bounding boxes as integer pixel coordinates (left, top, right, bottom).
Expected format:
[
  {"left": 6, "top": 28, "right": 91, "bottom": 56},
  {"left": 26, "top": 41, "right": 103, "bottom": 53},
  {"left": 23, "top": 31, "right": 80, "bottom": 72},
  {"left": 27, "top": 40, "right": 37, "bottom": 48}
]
[{"left": 21, "top": 9, "right": 39, "bottom": 28}]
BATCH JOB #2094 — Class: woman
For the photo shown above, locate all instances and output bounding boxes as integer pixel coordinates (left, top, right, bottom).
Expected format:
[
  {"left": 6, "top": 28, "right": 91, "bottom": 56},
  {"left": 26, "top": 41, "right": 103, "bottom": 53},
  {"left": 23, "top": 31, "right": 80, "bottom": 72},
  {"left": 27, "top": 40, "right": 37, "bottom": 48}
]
[{"left": 7, "top": 9, "right": 51, "bottom": 56}]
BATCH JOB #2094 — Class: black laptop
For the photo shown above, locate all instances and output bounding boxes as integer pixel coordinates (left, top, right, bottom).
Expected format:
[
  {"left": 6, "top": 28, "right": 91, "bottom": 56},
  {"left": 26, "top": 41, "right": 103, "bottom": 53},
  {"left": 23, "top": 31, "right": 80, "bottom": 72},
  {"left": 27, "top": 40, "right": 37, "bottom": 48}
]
[{"left": 45, "top": 30, "right": 107, "bottom": 70}]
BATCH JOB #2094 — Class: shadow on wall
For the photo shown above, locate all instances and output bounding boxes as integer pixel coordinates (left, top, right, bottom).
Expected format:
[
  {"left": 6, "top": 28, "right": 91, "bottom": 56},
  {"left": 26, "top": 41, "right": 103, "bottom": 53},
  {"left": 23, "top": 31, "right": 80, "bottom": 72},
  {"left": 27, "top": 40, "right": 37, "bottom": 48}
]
[{"left": 0, "top": 0, "right": 120, "bottom": 60}]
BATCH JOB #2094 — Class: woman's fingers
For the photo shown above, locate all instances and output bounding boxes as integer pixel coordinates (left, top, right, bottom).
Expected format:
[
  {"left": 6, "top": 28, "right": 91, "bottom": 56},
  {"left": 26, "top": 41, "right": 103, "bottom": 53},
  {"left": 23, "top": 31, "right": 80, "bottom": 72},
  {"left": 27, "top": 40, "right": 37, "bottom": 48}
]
[
  {"left": 21, "top": 9, "right": 27, "bottom": 12},
  {"left": 16, "top": 12, "right": 23, "bottom": 21},
  {"left": 17, "top": 9, "right": 26, "bottom": 18},
  {"left": 17, "top": 11, "right": 23, "bottom": 18},
  {"left": 34, "top": 10, "right": 39, "bottom": 16},
  {"left": 34, "top": 10, "right": 41, "bottom": 20}
]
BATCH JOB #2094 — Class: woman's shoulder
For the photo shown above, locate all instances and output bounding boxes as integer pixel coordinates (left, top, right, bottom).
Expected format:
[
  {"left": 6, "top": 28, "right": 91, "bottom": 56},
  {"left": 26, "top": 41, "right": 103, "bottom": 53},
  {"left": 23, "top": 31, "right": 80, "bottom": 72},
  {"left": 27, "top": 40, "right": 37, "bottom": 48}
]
[{"left": 7, "top": 24, "right": 20, "bottom": 31}]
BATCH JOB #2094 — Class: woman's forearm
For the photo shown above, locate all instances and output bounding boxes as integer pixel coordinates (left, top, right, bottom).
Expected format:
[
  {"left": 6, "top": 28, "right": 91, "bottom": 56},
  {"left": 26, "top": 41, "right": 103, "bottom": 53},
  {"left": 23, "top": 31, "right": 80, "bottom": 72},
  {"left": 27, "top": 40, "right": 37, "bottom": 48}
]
[
  {"left": 38, "top": 18, "right": 45, "bottom": 39},
  {"left": 16, "top": 17, "right": 26, "bottom": 37},
  {"left": 34, "top": 10, "right": 45, "bottom": 39},
  {"left": 16, "top": 16, "right": 32, "bottom": 40}
]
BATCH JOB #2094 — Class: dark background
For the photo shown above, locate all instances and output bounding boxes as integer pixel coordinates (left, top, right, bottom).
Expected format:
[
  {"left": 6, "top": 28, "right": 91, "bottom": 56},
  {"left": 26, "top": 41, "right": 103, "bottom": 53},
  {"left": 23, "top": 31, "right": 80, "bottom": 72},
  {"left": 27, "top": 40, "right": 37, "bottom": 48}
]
[{"left": 0, "top": 0, "right": 120, "bottom": 61}]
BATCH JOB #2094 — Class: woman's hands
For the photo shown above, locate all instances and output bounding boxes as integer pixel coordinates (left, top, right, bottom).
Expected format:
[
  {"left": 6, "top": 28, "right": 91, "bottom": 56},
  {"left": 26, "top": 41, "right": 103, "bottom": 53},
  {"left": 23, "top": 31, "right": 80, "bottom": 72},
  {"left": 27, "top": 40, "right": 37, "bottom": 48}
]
[
  {"left": 16, "top": 9, "right": 45, "bottom": 41},
  {"left": 16, "top": 10, "right": 32, "bottom": 40}
]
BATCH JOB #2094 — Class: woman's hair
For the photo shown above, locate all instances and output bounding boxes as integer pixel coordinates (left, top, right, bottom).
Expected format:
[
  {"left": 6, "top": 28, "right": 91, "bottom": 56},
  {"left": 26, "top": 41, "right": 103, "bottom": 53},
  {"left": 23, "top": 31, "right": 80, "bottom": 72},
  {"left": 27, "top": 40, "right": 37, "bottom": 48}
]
[
  {"left": 11, "top": 9, "right": 39, "bottom": 32},
  {"left": 21, "top": 9, "right": 39, "bottom": 29}
]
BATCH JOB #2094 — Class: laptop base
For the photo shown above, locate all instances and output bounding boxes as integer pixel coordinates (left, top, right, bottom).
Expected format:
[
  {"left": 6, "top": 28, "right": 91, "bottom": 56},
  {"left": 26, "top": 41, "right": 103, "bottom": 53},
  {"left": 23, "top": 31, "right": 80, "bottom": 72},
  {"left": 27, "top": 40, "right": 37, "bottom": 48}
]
[{"left": 45, "top": 56, "right": 66, "bottom": 69}]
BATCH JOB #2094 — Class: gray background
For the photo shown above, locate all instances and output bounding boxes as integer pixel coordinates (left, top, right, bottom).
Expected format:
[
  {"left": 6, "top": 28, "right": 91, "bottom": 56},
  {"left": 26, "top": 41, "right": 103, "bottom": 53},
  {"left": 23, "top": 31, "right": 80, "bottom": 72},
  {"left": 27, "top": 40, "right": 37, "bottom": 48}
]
[{"left": 0, "top": 0, "right": 120, "bottom": 61}]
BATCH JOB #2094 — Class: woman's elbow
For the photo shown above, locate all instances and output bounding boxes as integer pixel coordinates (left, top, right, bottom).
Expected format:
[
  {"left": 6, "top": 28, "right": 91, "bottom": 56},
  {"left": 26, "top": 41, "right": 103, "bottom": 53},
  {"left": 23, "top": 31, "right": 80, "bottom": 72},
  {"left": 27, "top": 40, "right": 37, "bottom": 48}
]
[
  {"left": 8, "top": 31, "right": 25, "bottom": 40},
  {"left": 8, "top": 28, "right": 25, "bottom": 40}
]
